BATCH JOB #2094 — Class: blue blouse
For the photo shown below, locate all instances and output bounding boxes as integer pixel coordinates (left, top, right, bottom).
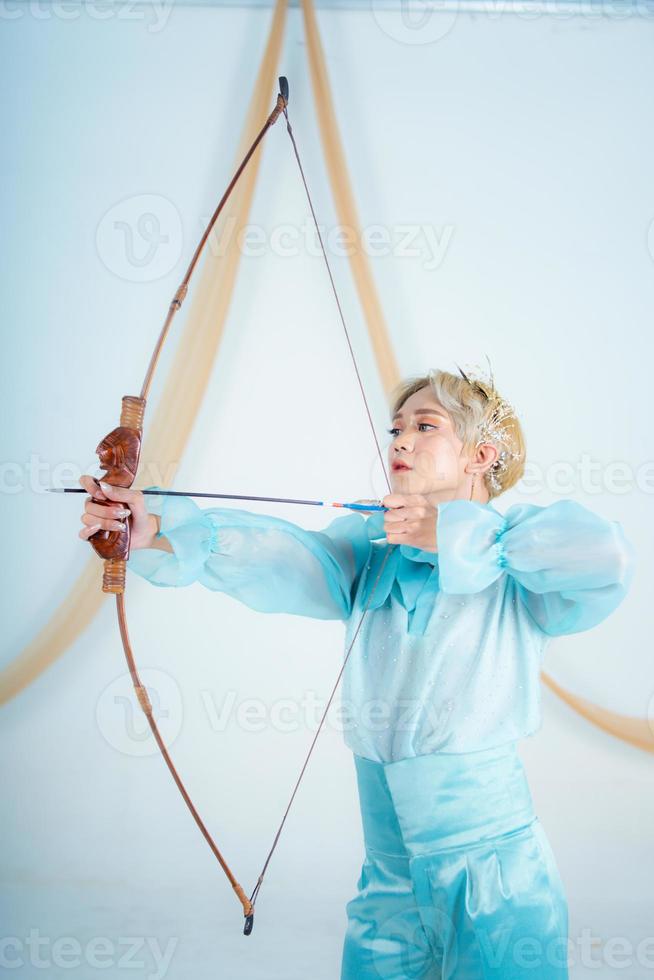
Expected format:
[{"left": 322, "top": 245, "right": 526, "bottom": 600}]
[{"left": 127, "top": 491, "right": 636, "bottom": 763}]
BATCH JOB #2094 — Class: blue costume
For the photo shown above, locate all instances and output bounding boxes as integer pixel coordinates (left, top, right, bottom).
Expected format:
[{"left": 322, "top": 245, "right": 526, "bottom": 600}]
[{"left": 128, "top": 492, "right": 635, "bottom": 978}]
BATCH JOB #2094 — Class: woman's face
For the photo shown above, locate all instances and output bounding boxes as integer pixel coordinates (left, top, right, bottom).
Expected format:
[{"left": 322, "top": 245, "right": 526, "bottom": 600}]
[{"left": 386, "top": 386, "right": 488, "bottom": 501}]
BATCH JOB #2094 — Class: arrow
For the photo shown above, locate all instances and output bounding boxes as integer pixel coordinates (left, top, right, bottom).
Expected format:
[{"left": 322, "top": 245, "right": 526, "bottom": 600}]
[{"left": 46, "top": 487, "right": 388, "bottom": 512}]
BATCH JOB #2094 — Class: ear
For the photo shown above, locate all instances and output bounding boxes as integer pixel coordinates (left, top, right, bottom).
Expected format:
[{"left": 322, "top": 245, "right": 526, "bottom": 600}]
[{"left": 466, "top": 441, "right": 499, "bottom": 477}]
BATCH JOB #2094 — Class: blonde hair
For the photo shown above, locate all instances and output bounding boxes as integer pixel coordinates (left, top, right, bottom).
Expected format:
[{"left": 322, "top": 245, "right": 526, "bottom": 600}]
[{"left": 389, "top": 367, "right": 526, "bottom": 499}]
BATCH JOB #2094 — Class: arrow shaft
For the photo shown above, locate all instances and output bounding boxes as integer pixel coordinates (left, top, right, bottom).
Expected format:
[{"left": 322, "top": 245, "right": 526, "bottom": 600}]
[{"left": 47, "top": 487, "right": 386, "bottom": 511}]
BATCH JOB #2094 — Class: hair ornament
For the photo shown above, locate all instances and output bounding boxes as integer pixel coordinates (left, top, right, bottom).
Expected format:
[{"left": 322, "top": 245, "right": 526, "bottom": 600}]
[{"left": 454, "top": 354, "right": 523, "bottom": 493}]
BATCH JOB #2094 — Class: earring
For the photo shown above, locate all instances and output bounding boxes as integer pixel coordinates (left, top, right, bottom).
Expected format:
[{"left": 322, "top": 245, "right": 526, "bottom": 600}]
[{"left": 469, "top": 473, "right": 477, "bottom": 501}]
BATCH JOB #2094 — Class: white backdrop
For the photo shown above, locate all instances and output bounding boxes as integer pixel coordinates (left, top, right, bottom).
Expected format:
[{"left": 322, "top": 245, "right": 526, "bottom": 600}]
[{"left": 1, "top": 3, "right": 652, "bottom": 978}]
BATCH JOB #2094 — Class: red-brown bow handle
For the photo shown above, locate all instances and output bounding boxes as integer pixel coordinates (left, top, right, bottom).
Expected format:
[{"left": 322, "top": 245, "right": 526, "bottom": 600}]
[
  {"left": 89, "top": 395, "right": 145, "bottom": 592},
  {"left": 84, "top": 77, "right": 291, "bottom": 935}
]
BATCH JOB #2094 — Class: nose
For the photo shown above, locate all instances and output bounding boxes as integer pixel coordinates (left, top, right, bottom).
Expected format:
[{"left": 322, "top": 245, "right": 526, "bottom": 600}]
[{"left": 391, "top": 431, "right": 414, "bottom": 453}]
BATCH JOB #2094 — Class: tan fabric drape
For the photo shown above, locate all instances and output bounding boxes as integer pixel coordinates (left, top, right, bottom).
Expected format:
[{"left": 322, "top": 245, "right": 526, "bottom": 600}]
[
  {"left": 0, "top": 0, "right": 289, "bottom": 703},
  {"left": 2, "top": 0, "right": 650, "bottom": 755},
  {"left": 297, "top": 0, "right": 651, "bottom": 755}
]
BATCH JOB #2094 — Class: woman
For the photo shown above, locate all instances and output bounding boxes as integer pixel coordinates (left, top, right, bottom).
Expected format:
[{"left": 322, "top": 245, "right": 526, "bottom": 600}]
[{"left": 78, "top": 367, "right": 635, "bottom": 979}]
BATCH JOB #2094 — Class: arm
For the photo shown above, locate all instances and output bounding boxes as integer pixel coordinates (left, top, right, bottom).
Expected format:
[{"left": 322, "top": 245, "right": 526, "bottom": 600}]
[
  {"left": 127, "top": 487, "right": 374, "bottom": 621},
  {"left": 435, "top": 498, "right": 636, "bottom": 636}
]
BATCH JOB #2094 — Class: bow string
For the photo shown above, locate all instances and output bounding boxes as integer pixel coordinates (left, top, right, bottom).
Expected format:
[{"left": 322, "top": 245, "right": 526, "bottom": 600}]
[{"left": 88, "top": 76, "right": 395, "bottom": 936}]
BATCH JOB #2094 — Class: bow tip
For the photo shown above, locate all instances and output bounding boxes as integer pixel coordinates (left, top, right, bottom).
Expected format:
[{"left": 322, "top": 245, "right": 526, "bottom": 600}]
[
  {"left": 243, "top": 913, "right": 254, "bottom": 936},
  {"left": 278, "top": 76, "right": 289, "bottom": 103}
]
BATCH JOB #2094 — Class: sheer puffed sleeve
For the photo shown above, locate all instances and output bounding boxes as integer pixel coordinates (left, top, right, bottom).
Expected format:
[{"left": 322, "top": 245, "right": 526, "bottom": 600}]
[
  {"left": 126, "top": 487, "right": 374, "bottom": 621},
  {"left": 435, "top": 498, "right": 636, "bottom": 636}
]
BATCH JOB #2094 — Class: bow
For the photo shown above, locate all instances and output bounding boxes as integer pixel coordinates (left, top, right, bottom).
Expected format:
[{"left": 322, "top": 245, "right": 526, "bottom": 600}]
[{"left": 88, "top": 76, "right": 394, "bottom": 936}]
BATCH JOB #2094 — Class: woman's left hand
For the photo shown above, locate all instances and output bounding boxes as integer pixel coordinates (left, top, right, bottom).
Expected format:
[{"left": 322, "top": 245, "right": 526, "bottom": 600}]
[{"left": 381, "top": 493, "right": 438, "bottom": 552}]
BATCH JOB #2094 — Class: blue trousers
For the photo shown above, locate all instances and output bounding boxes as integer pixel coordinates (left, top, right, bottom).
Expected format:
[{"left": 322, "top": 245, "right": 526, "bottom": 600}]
[{"left": 341, "top": 743, "right": 569, "bottom": 979}]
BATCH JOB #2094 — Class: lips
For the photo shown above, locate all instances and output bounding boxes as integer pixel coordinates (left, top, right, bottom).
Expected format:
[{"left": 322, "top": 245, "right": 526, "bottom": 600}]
[{"left": 392, "top": 462, "right": 411, "bottom": 472}]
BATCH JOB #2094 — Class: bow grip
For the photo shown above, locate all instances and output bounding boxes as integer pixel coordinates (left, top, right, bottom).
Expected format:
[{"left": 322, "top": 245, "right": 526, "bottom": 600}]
[{"left": 89, "top": 395, "right": 146, "bottom": 594}]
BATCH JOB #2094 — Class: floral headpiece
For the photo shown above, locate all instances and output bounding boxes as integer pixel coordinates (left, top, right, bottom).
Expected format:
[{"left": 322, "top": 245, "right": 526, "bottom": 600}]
[{"left": 451, "top": 355, "right": 523, "bottom": 494}]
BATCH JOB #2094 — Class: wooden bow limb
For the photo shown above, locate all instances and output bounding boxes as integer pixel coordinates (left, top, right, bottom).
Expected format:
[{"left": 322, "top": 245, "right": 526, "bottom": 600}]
[
  {"left": 88, "top": 80, "right": 290, "bottom": 936},
  {"left": 116, "top": 592, "right": 255, "bottom": 926},
  {"left": 88, "top": 73, "right": 395, "bottom": 939}
]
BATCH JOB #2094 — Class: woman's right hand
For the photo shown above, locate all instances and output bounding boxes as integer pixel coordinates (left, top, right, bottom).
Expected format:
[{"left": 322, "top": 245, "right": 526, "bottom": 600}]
[{"left": 77, "top": 475, "right": 159, "bottom": 550}]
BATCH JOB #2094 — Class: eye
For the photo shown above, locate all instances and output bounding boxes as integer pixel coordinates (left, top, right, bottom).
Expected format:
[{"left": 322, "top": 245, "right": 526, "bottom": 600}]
[{"left": 386, "top": 422, "right": 439, "bottom": 437}]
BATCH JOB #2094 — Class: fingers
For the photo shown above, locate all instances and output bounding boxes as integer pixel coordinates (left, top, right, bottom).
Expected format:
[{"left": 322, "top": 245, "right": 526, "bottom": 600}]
[
  {"left": 78, "top": 474, "right": 135, "bottom": 541},
  {"left": 84, "top": 499, "right": 131, "bottom": 521},
  {"left": 381, "top": 493, "right": 423, "bottom": 516},
  {"left": 381, "top": 493, "right": 431, "bottom": 510},
  {"left": 98, "top": 481, "right": 136, "bottom": 503},
  {"left": 78, "top": 522, "right": 103, "bottom": 541},
  {"left": 384, "top": 510, "right": 408, "bottom": 525},
  {"left": 384, "top": 508, "right": 428, "bottom": 525},
  {"left": 382, "top": 493, "right": 434, "bottom": 525},
  {"left": 385, "top": 521, "right": 420, "bottom": 537},
  {"left": 379, "top": 493, "right": 437, "bottom": 548},
  {"left": 78, "top": 474, "right": 142, "bottom": 504},
  {"left": 79, "top": 474, "right": 107, "bottom": 500},
  {"left": 80, "top": 510, "right": 129, "bottom": 534},
  {"left": 382, "top": 493, "right": 407, "bottom": 510}
]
